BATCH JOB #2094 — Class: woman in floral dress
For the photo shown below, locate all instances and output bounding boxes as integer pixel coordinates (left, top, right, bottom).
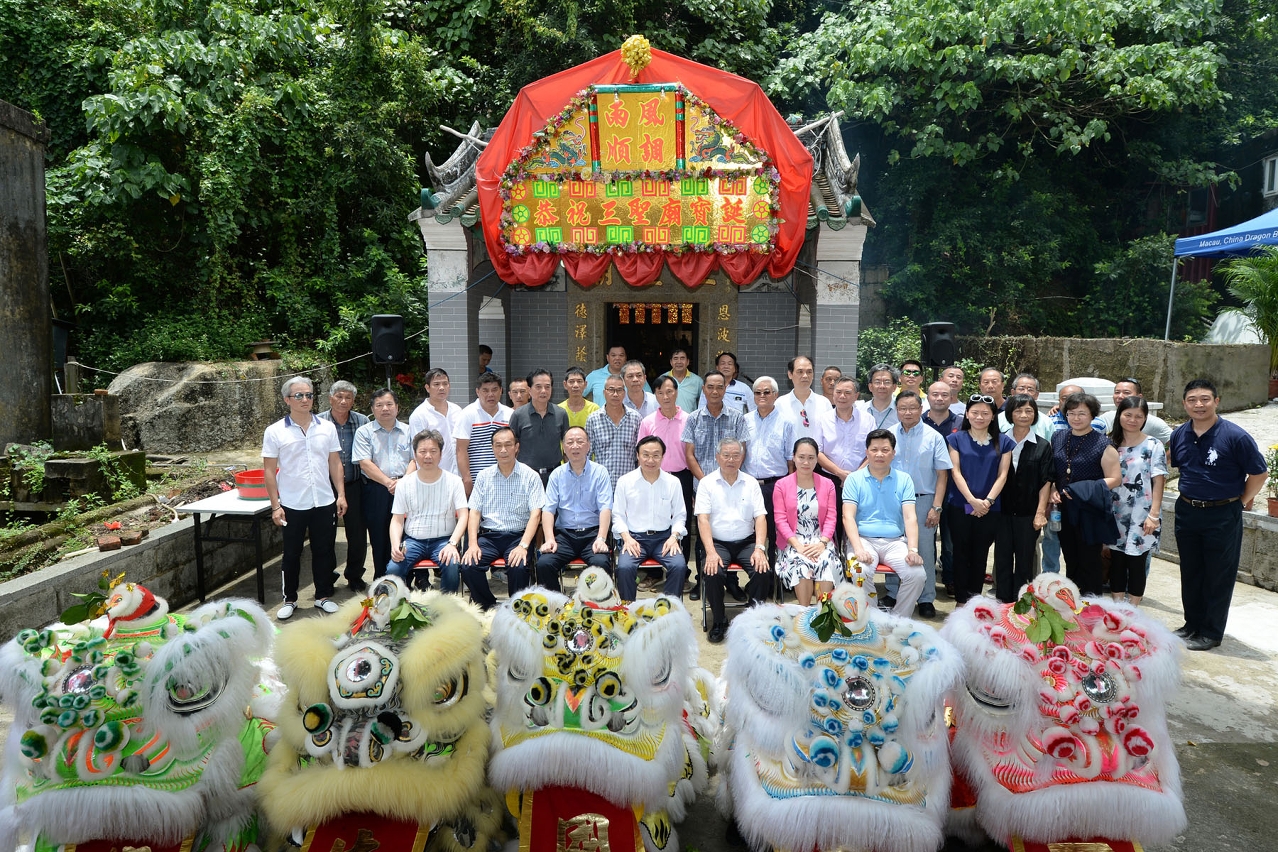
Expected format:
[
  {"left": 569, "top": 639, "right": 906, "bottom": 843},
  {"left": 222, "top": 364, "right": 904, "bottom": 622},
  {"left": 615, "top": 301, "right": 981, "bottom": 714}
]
[
  {"left": 1109, "top": 395, "right": 1167, "bottom": 606},
  {"left": 773, "top": 438, "right": 842, "bottom": 604}
]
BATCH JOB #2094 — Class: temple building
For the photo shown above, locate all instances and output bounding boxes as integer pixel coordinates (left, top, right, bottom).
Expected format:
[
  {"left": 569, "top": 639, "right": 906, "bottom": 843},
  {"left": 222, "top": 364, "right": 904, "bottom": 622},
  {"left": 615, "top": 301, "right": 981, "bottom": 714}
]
[{"left": 408, "top": 41, "right": 874, "bottom": 392}]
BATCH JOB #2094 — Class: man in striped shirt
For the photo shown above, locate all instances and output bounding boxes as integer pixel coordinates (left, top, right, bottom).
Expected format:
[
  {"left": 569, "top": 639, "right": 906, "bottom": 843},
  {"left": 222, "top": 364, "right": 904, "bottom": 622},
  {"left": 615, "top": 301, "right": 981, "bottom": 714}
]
[{"left": 456, "top": 371, "right": 512, "bottom": 496}]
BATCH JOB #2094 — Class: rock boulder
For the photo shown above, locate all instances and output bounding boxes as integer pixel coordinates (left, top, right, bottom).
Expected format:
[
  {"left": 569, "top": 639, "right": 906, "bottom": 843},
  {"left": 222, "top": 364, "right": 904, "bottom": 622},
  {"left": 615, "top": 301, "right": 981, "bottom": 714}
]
[{"left": 108, "top": 362, "right": 331, "bottom": 453}]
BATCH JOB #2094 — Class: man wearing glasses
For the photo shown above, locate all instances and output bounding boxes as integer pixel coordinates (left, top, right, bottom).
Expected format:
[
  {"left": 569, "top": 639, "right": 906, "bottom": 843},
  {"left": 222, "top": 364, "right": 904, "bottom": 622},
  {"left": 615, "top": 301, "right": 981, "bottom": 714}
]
[
  {"left": 585, "top": 375, "right": 641, "bottom": 492},
  {"left": 897, "top": 360, "right": 926, "bottom": 400},
  {"left": 263, "top": 376, "right": 348, "bottom": 620},
  {"left": 859, "top": 364, "right": 901, "bottom": 431},
  {"left": 317, "top": 380, "right": 369, "bottom": 594},
  {"left": 777, "top": 355, "right": 832, "bottom": 441},
  {"left": 745, "top": 376, "right": 796, "bottom": 563}
]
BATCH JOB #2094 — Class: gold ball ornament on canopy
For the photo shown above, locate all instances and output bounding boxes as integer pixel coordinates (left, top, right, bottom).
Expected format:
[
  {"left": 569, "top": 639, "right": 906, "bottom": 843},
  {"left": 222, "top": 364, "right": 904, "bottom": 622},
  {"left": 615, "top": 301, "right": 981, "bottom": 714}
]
[{"left": 620, "top": 34, "right": 652, "bottom": 79}]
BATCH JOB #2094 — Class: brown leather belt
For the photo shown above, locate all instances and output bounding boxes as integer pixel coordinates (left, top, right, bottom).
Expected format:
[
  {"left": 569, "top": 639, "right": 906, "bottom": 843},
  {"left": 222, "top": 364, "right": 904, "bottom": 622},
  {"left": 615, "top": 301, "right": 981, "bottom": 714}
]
[{"left": 1179, "top": 495, "right": 1240, "bottom": 508}]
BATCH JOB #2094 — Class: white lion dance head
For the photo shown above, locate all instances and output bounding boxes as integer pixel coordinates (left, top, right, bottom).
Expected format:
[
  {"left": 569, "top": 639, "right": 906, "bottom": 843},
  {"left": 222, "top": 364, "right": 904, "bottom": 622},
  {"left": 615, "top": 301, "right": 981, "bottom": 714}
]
[
  {"left": 941, "top": 574, "right": 1186, "bottom": 849},
  {"left": 0, "top": 584, "right": 275, "bottom": 852},
  {"left": 718, "top": 581, "right": 962, "bottom": 852},
  {"left": 488, "top": 586, "right": 716, "bottom": 852},
  {"left": 258, "top": 576, "right": 502, "bottom": 852}
]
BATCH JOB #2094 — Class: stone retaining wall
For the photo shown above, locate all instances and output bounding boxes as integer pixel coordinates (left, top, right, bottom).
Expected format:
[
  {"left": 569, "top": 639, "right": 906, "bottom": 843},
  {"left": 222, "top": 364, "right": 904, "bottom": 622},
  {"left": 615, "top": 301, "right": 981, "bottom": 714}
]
[
  {"left": 1151, "top": 497, "right": 1278, "bottom": 592},
  {"left": 0, "top": 516, "right": 284, "bottom": 641},
  {"left": 957, "top": 336, "right": 1269, "bottom": 418}
]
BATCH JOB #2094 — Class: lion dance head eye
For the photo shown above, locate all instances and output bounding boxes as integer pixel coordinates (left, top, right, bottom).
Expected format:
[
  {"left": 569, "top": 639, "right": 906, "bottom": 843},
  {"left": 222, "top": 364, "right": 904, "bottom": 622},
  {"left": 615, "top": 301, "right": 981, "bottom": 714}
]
[
  {"left": 526, "top": 677, "right": 553, "bottom": 706},
  {"left": 432, "top": 672, "right": 468, "bottom": 707},
  {"left": 596, "top": 671, "right": 622, "bottom": 700}
]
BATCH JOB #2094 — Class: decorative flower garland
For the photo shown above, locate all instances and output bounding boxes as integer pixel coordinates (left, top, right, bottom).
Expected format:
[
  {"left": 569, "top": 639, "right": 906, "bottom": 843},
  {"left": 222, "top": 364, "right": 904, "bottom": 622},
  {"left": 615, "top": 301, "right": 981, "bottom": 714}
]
[{"left": 497, "top": 85, "right": 782, "bottom": 258}]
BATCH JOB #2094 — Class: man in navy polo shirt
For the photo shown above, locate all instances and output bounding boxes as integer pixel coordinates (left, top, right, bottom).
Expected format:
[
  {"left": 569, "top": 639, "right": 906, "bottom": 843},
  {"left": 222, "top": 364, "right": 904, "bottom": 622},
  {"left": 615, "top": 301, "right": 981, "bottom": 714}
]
[{"left": 1170, "top": 379, "right": 1267, "bottom": 651}]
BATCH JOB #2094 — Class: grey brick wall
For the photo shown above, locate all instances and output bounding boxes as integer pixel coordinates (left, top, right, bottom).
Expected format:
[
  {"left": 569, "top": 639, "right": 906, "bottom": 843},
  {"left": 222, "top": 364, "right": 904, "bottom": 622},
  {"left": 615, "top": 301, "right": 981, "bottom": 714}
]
[
  {"left": 510, "top": 289, "right": 569, "bottom": 402},
  {"left": 427, "top": 294, "right": 475, "bottom": 395},
  {"left": 812, "top": 304, "right": 859, "bottom": 382},
  {"left": 737, "top": 291, "right": 798, "bottom": 387}
]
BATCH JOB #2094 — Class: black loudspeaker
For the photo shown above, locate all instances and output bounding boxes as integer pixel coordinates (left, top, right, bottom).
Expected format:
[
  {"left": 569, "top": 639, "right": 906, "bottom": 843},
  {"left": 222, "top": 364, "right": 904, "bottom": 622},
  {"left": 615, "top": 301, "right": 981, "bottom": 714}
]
[
  {"left": 371, "top": 315, "right": 406, "bottom": 365},
  {"left": 921, "top": 322, "right": 957, "bottom": 367}
]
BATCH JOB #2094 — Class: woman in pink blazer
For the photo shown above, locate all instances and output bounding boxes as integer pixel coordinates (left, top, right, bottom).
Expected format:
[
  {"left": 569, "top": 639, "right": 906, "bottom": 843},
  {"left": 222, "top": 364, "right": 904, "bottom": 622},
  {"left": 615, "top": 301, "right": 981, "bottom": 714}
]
[{"left": 773, "top": 437, "right": 842, "bottom": 605}]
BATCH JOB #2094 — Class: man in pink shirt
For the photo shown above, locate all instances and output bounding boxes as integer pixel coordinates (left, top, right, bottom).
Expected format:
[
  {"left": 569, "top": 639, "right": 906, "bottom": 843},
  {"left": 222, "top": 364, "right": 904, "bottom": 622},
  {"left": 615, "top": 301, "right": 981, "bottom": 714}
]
[{"left": 639, "top": 375, "right": 693, "bottom": 575}]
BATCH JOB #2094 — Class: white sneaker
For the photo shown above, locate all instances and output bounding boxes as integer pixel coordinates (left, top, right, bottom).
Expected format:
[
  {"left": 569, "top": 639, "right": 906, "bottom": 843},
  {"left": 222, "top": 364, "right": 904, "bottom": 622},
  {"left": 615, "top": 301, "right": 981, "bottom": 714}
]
[
  {"left": 315, "top": 598, "right": 340, "bottom": 614},
  {"left": 277, "top": 602, "right": 297, "bottom": 620}
]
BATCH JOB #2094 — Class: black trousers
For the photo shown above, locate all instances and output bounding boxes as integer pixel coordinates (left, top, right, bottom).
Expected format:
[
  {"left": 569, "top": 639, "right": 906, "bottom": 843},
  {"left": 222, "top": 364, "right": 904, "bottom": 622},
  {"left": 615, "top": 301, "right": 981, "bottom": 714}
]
[
  {"left": 1175, "top": 499, "right": 1243, "bottom": 642},
  {"left": 536, "top": 527, "right": 612, "bottom": 591},
  {"left": 946, "top": 504, "right": 998, "bottom": 605},
  {"left": 340, "top": 478, "right": 367, "bottom": 583},
  {"left": 1058, "top": 517, "right": 1104, "bottom": 597},
  {"left": 994, "top": 514, "right": 1039, "bottom": 603},
  {"left": 281, "top": 503, "right": 337, "bottom": 602},
  {"left": 703, "top": 536, "right": 772, "bottom": 624},
  {"left": 1108, "top": 551, "right": 1148, "bottom": 598},
  {"left": 362, "top": 480, "right": 394, "bottom": 580},
  {"left": 674, "top": 468, "right": 697, "bottom": 572},
  {"left": 461, "top": 530, "right": 528, "bottom": 610},
  {"left": 757, "top": 475, "right": 783, "bottom": 563}
]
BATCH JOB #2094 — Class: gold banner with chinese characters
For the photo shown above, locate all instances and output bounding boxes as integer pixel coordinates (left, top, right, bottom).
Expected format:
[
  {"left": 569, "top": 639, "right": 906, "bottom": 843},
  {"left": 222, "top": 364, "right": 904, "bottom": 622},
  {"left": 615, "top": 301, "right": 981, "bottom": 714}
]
[{"left": 505, "top": 176, "right": 773, "bottom": 249}]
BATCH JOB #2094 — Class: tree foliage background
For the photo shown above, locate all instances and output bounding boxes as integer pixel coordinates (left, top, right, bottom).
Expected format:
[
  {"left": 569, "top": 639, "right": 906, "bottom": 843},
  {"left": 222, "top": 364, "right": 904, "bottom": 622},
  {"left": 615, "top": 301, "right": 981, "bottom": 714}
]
[{"left": 1, "top": 0, "right": 1275, "bottom": 377}]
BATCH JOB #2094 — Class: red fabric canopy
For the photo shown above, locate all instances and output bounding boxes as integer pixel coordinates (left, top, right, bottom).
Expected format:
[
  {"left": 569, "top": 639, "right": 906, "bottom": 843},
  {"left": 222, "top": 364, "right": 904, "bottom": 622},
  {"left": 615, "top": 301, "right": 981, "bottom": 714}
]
[{"left": 475, "top": 48, "right": 813, "bottom": 288}]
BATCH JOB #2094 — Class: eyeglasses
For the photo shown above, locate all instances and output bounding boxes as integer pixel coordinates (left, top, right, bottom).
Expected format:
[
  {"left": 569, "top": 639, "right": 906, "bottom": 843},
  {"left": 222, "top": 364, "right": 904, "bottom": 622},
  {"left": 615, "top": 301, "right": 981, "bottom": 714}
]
[
  {"left": 902, "top": 369, "right": 922, "bottom": 376},
  {"left": 799, "top": 408, "right": 809, "bottom": 427},
  {"left": 754, "top": 389, "right": 775, "bottom": 396},
  {"left": 604, "top": 387, "right": 624, "bottom": 394},
  {"left": 289, "top": 392, "right": 315, "bottom": 400},
  {"left": 968, "top": 394, "right": 994, "bottom": 404}
]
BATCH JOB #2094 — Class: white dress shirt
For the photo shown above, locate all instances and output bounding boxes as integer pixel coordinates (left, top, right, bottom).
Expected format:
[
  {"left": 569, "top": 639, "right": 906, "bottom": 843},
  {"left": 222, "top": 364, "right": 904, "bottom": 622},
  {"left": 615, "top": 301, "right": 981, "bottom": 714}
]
[
  {"left": 409, "top": 400, "right": 462, "bottom": 474},
  {"left": 612, "top": 468, "right": 687, "bottom": 539},
  {"left": 694, "top": 469, "right": 766, "bottom": 541},
  {"left": 775, "top": 391, "right": 833, "bottom": 441},
  {"left": 262, "top": 415, "right": 340, "bottom": 510}
]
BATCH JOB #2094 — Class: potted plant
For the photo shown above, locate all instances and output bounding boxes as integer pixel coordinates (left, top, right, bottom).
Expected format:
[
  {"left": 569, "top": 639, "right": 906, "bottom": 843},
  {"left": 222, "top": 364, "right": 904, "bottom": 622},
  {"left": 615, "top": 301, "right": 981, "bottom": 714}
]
[
  {"left": 1223, "top": 245, "right": 1278, "bottom": 398},
  {"left": 1268, "top": 444, "right": 1278, "bottom": 517}
]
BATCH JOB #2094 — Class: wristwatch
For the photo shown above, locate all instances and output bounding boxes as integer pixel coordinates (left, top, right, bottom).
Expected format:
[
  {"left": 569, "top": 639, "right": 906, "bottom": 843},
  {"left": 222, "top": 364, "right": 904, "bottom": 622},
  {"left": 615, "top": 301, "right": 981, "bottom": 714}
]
[
  {"left": 909, "top": 547, "right": 919, "bottom": 553},
  {"left": 754, "top": 543, "right": 766, "bottom": 551}
]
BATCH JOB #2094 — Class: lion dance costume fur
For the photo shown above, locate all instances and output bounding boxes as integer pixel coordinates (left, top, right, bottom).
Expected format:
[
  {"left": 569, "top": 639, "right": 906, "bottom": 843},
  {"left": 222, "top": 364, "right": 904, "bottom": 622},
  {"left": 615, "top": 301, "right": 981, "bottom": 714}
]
[
  {"left": 488, "top": 569, "right": 716, "bottom": 852},
  {"left": 941, "top": 574, "right": 1186, "bottom": 851},
  {"left": 0, "top": 583, "right": 275, "bottom": 852},
  {"left": 258, "top": 576, "right": 503, "bottom": 852},
  {"left": 717, "top": 579, "right": 962, "bottom": 852}
]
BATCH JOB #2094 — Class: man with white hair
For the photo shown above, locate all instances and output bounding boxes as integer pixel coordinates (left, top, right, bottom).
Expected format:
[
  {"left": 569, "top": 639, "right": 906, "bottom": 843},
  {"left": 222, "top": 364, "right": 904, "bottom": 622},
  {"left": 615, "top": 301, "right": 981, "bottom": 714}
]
[
  {"left": 745, "top": 375, "right": 796, "bottom": 563},
  {"left": 317, "top": 380, "right": 370, "bottom": 592},
  {"left": 263, "top": 376, "right": 348, "bottom": 620}
]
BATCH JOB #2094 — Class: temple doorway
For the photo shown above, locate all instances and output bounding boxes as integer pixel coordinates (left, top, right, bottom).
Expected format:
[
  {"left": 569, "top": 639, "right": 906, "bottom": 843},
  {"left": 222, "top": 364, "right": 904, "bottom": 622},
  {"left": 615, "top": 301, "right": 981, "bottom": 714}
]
[{"left": 606, "top": 302, "right": 699, "bottom": 383}]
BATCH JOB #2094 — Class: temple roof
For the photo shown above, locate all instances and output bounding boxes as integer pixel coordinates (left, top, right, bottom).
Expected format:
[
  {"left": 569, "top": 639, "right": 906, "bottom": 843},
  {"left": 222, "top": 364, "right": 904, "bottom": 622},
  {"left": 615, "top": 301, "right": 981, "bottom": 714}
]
[{"left": 409, "top": 113, "right": 873, "bottom": 232}]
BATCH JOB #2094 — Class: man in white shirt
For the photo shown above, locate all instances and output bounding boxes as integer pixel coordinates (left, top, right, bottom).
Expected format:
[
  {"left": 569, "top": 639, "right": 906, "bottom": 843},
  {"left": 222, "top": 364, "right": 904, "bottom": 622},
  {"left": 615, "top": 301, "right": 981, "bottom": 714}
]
[
  {"left": 386, "top": 429, "right": 468, "bottom": 592},
  {"left": 859, "top": 364, "right": 900, "bottom": 431},
  {"left": 817, "top": 375, "right": 873, "bottom": 522},
  {"left": 262, "top": 376, "right": 348, "bottom": 620},
  {"left": 408, "top": 368, "right": 463, "bottom": 474},
  {"left": 461, "top": 427, "right": 545, "bottom": 610},
  {"left": 695, "top": 438, "right": 770, "bottom": 644},
  {"left": 612, "top": 435, "right": 688, "bottom": 601},
  {"left": 776, "top": 355, "right": 833, "bottom": 441},
  {"left": 456, "top": 371, "right": 513, "bottom": 496},
  {"left": 622, "top": 360, "right": 658, "bottom": 419},
  {"left": 1099, "top": 378, "right": 1173, "bottom": 444}
]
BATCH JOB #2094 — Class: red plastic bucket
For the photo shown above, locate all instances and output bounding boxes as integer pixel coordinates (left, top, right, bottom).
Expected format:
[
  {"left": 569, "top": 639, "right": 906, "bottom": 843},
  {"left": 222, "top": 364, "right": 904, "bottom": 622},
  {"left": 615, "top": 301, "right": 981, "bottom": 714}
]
[{"left": 235, "top": 469, "right": 269, "bottom": 500}]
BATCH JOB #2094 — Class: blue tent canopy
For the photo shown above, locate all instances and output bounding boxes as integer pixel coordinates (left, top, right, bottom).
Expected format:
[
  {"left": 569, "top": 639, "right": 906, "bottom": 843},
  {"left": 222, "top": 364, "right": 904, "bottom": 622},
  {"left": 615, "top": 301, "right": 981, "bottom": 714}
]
[{"left": 1175, "top": 207, "right": 1278, "bottom": 258}]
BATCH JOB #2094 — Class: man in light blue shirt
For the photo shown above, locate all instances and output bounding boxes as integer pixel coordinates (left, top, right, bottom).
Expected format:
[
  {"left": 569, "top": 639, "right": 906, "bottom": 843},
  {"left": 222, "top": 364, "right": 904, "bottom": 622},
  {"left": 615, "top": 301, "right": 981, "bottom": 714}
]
[
  {"left": 660, "top": 348, "right": 703, "bottom": 413},
  {"left": 842, "top": 429, "right": 926, "bottom": 617},
  {"left": 887, "top": 391, "right": 951, "bottom": 617},
  {"left": 745, "top": 375, "right": 796, "bottom": 562},
  {"left": 997, "top": 373, "right": 1055, "bottom": 441},
  {"left": 353, "top": 388, "right": 415, "bottom": 588},
  {"left": 586, "top": 344, "right": 650, "bottom": 406},
  {"left": 537, "top": 427, "right": 614, "bottom": 591}
]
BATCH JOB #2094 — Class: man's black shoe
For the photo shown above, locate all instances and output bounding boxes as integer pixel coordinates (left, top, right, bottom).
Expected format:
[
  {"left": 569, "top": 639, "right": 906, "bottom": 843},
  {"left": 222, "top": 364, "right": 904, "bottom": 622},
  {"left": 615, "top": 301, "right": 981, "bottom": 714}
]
[
  {"left": 348, "top": 579, "right": 368, "bottom": 594},
  {"left": 689, "top": 583, "right": 701, "bottom": 601},
  {"left": 918, "top": 602, "right": 936, "bottom": 618},
  {"left": 880, "top": 595, "right": 897, "bottom": 610},
  {"left": 944, "top": 584, "right": 956, "bottom": 598},
  {"left": 1185, "top": 635, "right": 1221, "bottom": 651},
  {"left": 708, "top": 622, "right": 727, "bottom": 644},
  {"left": 1173, "top": 624, "right": 1194, "bottom": 639},
  {"left": 728, "top": 582, "right": 747, "bottom": 603}
]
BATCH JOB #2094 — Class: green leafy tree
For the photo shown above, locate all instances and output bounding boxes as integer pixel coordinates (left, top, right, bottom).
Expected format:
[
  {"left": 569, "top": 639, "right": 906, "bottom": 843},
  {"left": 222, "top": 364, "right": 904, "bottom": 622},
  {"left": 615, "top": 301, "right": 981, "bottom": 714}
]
[
  {"left": 1223, "top": 246, "right": 1278, "bottom": 376},
  {"left": 1086, "top": 235, "right": 1217, "bottom": 340}
]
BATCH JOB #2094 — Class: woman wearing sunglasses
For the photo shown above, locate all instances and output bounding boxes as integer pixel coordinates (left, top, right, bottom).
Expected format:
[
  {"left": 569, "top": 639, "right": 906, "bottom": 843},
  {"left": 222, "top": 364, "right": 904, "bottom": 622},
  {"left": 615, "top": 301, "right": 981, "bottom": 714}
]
[{"left": 944, "top": 394, "right": 1014, "bottom": 604}]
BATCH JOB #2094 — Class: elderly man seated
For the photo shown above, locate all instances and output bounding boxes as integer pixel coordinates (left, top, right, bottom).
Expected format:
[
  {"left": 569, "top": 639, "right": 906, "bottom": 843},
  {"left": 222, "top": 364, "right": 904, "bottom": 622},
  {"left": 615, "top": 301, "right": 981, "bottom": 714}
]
[{"left": 536, "top": 427, "right": 613, "bottom": 591}]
